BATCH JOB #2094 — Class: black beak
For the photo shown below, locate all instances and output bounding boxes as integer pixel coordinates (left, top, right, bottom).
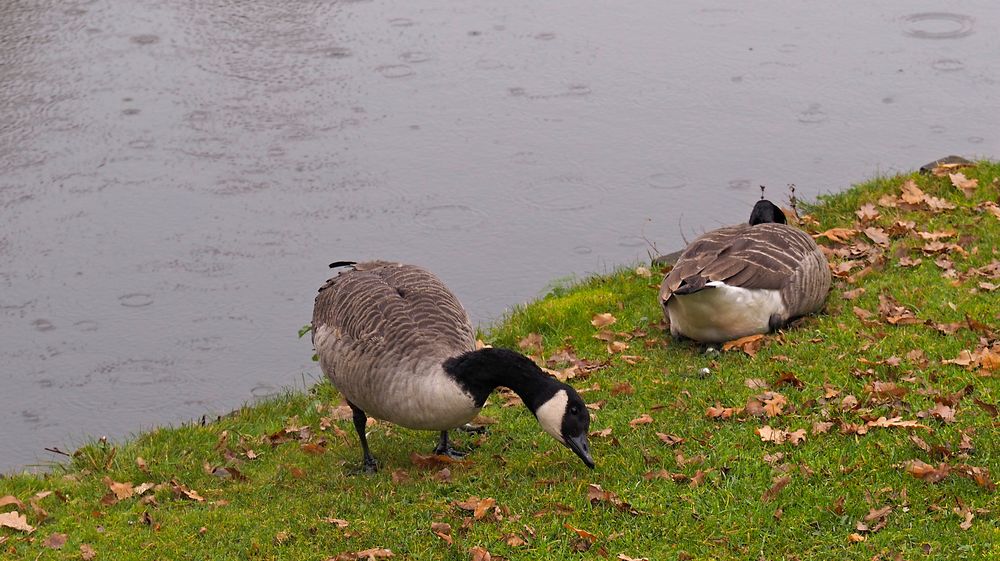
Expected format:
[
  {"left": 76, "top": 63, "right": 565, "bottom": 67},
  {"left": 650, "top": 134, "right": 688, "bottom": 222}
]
[{"left": 565, "top": 432, "right": 595, "bottom": 469}]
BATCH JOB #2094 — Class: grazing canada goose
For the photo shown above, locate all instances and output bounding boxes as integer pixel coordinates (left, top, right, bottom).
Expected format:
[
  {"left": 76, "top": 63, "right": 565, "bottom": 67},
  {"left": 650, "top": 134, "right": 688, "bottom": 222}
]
[
  {"left": 658, "top": 200, "right": 831, "bottom": 343},
  {"left": 312, "top": 260, "right": 595, "bottom": 472}
]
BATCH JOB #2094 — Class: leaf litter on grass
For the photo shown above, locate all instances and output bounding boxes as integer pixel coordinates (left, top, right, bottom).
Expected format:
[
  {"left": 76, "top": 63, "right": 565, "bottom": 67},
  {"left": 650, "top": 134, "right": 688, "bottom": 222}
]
[{"left": 3, "top": 164, "right": 1000, "bottom": 561}]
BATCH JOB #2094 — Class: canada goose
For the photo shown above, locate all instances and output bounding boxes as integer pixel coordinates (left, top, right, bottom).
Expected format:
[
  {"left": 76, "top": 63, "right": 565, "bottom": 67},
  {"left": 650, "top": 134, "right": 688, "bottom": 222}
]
[
  {"left": 312, "top": 260, "right": 595, "bottom": 472},
  {"left": 658, "top": 200, "right": 831, "bottom": 343}
]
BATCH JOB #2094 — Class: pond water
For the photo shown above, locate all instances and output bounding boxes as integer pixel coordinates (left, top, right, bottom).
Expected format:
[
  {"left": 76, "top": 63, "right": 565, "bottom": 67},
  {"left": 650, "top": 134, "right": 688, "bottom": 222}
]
[{"left": 1, "top": 0, "right": 998, "bottom": 472}]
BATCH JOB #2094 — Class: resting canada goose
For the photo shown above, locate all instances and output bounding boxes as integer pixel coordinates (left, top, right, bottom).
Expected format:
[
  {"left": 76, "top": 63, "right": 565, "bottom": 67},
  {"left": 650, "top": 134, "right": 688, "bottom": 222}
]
[
  {"left": 312, "top": 260, "right": 595, "bottom": 472},
  {"left": 658, "top": 200, "right": 831, "bottom": 343}
]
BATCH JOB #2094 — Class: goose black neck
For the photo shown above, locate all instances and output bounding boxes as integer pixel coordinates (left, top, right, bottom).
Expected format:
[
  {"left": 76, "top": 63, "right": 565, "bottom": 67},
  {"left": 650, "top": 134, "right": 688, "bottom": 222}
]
[
  {"left": 749, "top": 199, "right": 787, "bottom": 225},
  {"left": 442, "top": 348, "right": 562, "bottom": 411}
]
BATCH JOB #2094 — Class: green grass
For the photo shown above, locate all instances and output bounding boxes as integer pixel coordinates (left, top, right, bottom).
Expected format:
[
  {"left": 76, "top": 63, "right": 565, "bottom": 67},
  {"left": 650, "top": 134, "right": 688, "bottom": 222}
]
[{"left": 3, "top": 163, "right": 999, "bottom": 560}]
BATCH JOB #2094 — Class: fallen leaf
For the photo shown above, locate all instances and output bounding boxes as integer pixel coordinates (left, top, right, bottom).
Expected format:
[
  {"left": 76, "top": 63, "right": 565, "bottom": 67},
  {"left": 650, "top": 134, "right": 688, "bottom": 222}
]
[
  {"left": 904, "top": 459, "right": 950, "bottom": 483},
  {"left": 812, "top": 421, "right": 834, "bottom": 434},
  {"left": 564, "top": 523, "right": 598, "bottom": 540},
  {"left": 452, "top": 496, "right": 496, "bottom": 521},
  {"left": 949, "top": 172, "right": 978, "bottom": 197},
  {"left": 900, "top": 180, "right": 925, "bottom": 204},
  {"left": 841, "top": 287, "right": 866, "bottom": 300},
  {"left": 611, "top": 382, "right": 634, "bottom": 396},
  {"left": 518, "top": 332, "right": 543, "bottom": 354},
  {"left": 352, "top": 548, "right": 394, "bottom": 560},
  {"left": 815, "top": 228, "right": 858, "bottom": 243},
  {"left": 587, "top": 484, "right": 638, "bottom": 515},
  {"left": 0, "top": 495, "right": 25, "bottom": 510},
  {"left": 80, "top": 543, "right": 97, "bottom": 560},
  {"left": 856, "top": 203, "right": 880, "bottom": 222},
  {"left": 102, "top": 477, "right": 135, "bottom": 501},
  {"left": 761, "top": 476, "right": 791, "bottom": 502},
  {"left": 722, "top": 334, "right": 766, "bottom": 356},
  {"left": 322, "top": 517, "right": 350, "bottom": 528},
  {"left": 863, "top": 227, "right": 890, "bottom": 247},
  {"left": 469, "top": 546, "right": 492, "bottom": 561},
  {"left": 42, "top": 532, "right": 68, "bottom": 549},
  {"left": 848, "top": 533, "right": 866, "bottom": 543},
  {"left": 591, "top": 313, "right": 617, "bottom": 328},
  {"left": 0, "top": 511, "right": 34, "bottom": 532},
  {"left": 867, "top": 416, "right": 928, "bottom": 430},
  {"left": 629, "top": 414, "right": 654, "bottom": 427},
  {"left": 606, "top": 340, "right": 630, "bottom": 354},
  {"left": 431, "top": 522, "right": 452, "bottom": 545},
  {"left": 705, "top": 403, "right": 742, "bottom": 419},
  {"left": 656, "top": 432, "right": 684, "bottom": 446}
]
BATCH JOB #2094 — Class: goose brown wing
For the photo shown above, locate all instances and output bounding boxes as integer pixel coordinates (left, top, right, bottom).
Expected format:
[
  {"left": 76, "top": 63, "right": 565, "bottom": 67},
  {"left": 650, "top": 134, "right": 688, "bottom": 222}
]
[
  {"left": 312, "top": 261, "right": 475, "bottom": 358},
  {"left": 660, "top": 224, "right": 817, "bottom": 301}
]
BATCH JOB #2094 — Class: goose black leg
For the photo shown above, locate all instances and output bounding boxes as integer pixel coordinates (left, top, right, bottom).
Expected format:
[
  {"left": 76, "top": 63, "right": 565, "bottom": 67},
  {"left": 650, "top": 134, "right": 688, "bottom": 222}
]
[
  {"left": 432, "top": 430, "right": 467, "bottom": 459},
  {"left": 347, "top": 401, "right": 377, "bottom": 473}
]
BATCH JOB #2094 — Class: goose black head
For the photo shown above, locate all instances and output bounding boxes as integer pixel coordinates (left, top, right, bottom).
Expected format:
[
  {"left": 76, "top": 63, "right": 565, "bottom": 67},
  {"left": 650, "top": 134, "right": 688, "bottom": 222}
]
[
  {"left": 749, "top": 199, "right": 787, "bottom": 226},
  {"left": 534, "top": 384, "right": 595, "bottom": 469}
]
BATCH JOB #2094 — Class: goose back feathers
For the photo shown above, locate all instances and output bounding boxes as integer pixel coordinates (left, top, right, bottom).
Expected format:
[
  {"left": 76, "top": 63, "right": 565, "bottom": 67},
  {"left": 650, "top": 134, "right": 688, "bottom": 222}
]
[
  {"left": 312, "top": 261, "right": 477, "bottom": 430},
  {"left": 659, "top": 205, "right": 831, "bottom": 342}
]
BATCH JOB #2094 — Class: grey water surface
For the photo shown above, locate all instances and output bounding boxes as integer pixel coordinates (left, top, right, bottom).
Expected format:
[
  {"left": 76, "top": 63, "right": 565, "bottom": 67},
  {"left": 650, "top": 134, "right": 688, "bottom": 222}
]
[{"left": 2, "top": 0, "right": 998, "bottom": 472}]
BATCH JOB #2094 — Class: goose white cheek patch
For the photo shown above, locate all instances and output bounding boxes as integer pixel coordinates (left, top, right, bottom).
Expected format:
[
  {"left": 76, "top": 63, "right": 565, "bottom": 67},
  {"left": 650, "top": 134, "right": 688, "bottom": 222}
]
[{"left": 535, "top": 389, "right": 568, "bottom": 444}]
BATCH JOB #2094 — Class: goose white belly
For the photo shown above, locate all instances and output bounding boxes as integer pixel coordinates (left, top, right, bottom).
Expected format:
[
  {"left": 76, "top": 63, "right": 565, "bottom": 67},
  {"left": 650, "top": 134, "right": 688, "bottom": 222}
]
[
  {"left": 335, "top": 362, "right": 480, "bottom": 431},
  {"left": 666, "top": 282, "right": 786, "bottom": 343}
]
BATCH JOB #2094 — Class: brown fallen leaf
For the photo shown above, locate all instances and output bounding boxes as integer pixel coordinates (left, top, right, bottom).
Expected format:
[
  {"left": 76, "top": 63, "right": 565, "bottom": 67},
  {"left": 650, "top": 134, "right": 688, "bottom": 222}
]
[
  {"left": 761, "top": 476, "right": 791, "bottom": 502},
  {"left": 80, "top": 543, "right": 97, "bottom": 560},
  {"left": 656, "top": 432, "right": 684, "bottom": 446},
  {"left": 848, "top": 532, "right": 866, "bottom": 543},
  {"left": 322, "top": 517, "right": 350, "bottom": 528},
  {"left": 863, "top": 227, "right": 890, "bottom": 247},
  {"left": 431, "top": 522, "right": 452, "bottom": 545},
  {"left": 102, "top": 477, "right": 135, "bottom": 501},
  {"left": 42, "top": 532, "right": 68, "bottom": 550},
  {"left": 856, "top": 203, "right": 880, "bottom": 222},
  {"left": 841, "top": 287, "right": 866, "bottom": 300},
  {"left": 904, "top": 459, "right": 950, "bottom": 483},
  {"left": 352, "top": 548, "right": 394, "bottom": 560},
  {"left": 812, "top": 421, "right": 834, "bottom": 434},
  {"left": 171, "top": 480, "right": 205, "bottom": 502},
  {"left": 591, "top": 313, "right": 617, "bottom": 328},
  {"left": 587, "top": 484, "right": 638, "bottom": 515},
  {"left": 900, "top": 180, "right": 925, "bottom": 204},
  {"left": 866, "top": 416, "right": 928, "bottom": 430},
  {"left": 518, "top": 332, "right": 543, "bottom": 355},
  {"left": 0, "top": 511, "right": 35, "bottom": 533},
  {"left": 628, "top": 414, "right": 654, "bottom": 427},
  {"left": 814, "top": 228, "right": 858, "bottom": 243},
  {"left": 0, "top": 495, "right": 25, "bottom": 510},
  {"left": 721, "top": 333, "right": 766, "bottom": 356},
  {"left": 564, "top": 523, "right": 598, "bottom": 540},
  {"left": 452, "top": 496, "right": 496, "bottom": 521},
  {"left": 705, "top": 403, "right": 742, "bottom": 419},
  {"left": 469, "top": 546, "right": 492, "bottom": 561},
  {"left": 611, "top": 382, "right": 634, "bottom": 396},
  {"left": 949, "top": 172, "right": 978, "bottom": 197}
]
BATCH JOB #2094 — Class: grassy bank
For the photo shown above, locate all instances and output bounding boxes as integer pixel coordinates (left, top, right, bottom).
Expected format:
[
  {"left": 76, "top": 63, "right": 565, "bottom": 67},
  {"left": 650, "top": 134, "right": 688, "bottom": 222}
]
[{"left": 2, "top": 162, "right": 999, "bottom": 560}]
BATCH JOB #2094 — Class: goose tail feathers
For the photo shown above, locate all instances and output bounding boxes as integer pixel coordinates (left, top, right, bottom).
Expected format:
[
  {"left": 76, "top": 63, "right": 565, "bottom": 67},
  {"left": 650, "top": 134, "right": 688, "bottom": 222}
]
[{"left": 328, "top": 260, "right": 358, "bottom": 269}]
